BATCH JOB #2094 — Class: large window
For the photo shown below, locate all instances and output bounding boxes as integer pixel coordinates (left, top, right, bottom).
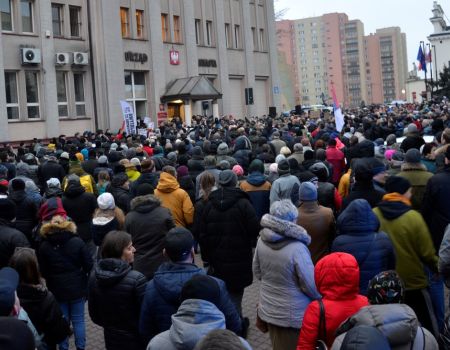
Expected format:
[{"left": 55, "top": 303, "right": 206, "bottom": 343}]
[
  {"left": 194, "top": 19, "right": 201, "bottom": 45},
  {"left": 25, "top": 71, "right": 39, "bottom": 119},
  {"left": 4, "top": 72, "right": 19, "bottom": 120},
  {"left": 234, "top": 24, "right": 240, "bottom": 49},
  {"left": 135, "top": 9, "right": 144, "bottom": 39},
  {"left": 173, "top": 15, "right": 181, "bottom": 43},
  {"left": 225, "top": 23, "right": 231, "bottom": 48},
  {"left": 251, "top": 27, "right": 257, "bottom": 49},
  {"left": 51, "top": 3, "right": 63, "bottom": 36},
  {"left": 259, "top": 29, "right": 265, "bottom": 51},
  {"left": 73, "top": 73, "right": 85, "bottom": 116},
  {"left": 206, "top": 20, "right": 213, "bottom": 46},
  {"left": 69, "top": 6, "right": 81, "bottom": 37},
  {"left": 20, "top": 0, "right": 33, "bottom": 33},
  {"left": 56, "top": 71, "right": 68, "bottom": 117},
  {"left": 124, "top": 71, "right": 147, "bottom": 119},
  {"left": 161, "top": 13, "right": 168, "bottom": 42},
  {"left": 120, "top": 7, "right": 129, "bottom": 38},
  {"left": 0, "top": 0, "right": 13, "bottom": 31}
]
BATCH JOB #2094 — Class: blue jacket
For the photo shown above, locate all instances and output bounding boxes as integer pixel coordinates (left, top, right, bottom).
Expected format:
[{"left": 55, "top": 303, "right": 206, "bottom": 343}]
[
  {"left": 332, "top": 199, "right": 396, "bottom": 295},
  {"left": 138, "top": 262, "right": 242, "bottom": 343}
]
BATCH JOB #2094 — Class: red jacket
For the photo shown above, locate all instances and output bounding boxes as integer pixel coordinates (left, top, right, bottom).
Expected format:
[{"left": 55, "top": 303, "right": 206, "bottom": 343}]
[
  {"left": 296, "top": 253, "right": 368, "bottom": 350},
  {"left": 326, "top": 146, "right": 345, "bottom": 184}
]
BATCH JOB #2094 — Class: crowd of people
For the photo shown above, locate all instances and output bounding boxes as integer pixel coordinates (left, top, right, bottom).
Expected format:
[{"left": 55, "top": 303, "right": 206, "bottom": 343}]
[{"left": 0, "top": 98, "right": 450, "bottom": 350}]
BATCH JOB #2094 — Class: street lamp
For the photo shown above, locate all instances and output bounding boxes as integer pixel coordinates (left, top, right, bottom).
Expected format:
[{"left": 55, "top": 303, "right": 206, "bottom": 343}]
[{"left": 401, "top": 89, "right": 406, "bottom": 101}]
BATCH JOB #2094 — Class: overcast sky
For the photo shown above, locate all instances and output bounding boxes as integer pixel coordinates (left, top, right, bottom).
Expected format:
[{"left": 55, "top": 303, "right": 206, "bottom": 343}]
[{"left": 275, "top": 0, "right": 450, "bottom": 74}]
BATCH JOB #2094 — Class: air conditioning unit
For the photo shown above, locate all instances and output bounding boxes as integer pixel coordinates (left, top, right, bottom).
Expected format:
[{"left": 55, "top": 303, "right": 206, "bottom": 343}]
[
  {"left": 21, "top": 48, "right": 41, "bottom": 65},
  {"left": 73, "top": 52, "right": 89, "bottom": 65},
  {"left": 55, "top": 53, "right": 70, "bottom": 65}
]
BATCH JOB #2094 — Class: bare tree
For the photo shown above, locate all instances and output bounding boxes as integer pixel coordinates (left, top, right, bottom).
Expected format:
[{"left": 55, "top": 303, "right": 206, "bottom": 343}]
[{"left": 274, "top": 0, "right": 288, "bottom": 20}]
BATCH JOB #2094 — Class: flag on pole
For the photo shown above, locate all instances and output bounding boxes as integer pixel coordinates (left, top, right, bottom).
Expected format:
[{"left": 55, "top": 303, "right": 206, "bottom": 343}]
[
  {"left": 425, "top": 48, "right": 432, "bottom": 63},
  {"left": 330, "top": 84, "right": 344, "bottom": 132},
  {"left": 417, "top": 45, "right": 427, "bottom": 73}
]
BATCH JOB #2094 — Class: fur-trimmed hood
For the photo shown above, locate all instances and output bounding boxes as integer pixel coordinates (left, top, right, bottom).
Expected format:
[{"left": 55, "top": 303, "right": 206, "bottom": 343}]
[
  {"left": 130, "top": 194, "right": 161, "bottom": 213},
  {"left": 40, "top": 215, "right": 77, "bottom": 237},
  {"left": 400, "top": 162, "right": 427, "bottom": 172},
  {"left": 260, "top": 213, "right": 311, "bottom": 246}
]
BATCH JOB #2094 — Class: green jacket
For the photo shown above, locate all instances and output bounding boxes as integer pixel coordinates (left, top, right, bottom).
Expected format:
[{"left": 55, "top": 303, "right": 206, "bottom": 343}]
[
  {"left": 373, "top": 202, "right": 438, "bottom": 290},
  {"left": 397, "top": 164, "right": 433, "bottom": 211}
]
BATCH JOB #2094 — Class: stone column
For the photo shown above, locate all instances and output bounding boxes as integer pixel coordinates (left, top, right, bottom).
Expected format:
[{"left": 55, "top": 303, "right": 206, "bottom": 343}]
[
  {"left": 212, "top": 100, "right": 219, "bottom": 119},
  {"left": 0, "top": 28, "right": 9, "bottom": 141},
  {"left": 241, "top": 0, "right": 256, "bottom": 117},
  {"left": 182, "top": 0, "right": 198, "bottom": 77},
  {"left": 184, "top": 100, "right": 192, "bottom": 127}
]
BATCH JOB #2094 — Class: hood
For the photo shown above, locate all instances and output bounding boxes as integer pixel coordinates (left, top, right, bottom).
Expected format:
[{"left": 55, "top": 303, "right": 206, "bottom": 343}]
[
  {"left": 337, "top": 199, "right": 380, "bottom": 235},
  {"left": 260, "top": 214, "right": 310, "bottom": 246},
  {"left": 130, "top": 194, "right": 161, "bottom": 213},
  {"left": 92, "top": 216, "right": 115, "bottom": 227},
  {"left": 216, "top": 143, "right": 229, "bottom": 155},
  {"left": 16, "top": 284, "right": 49, "bottom": 304},
  {"left": 315, "top": 252, "right": 360, "bottom": 300},
  {"left": 339, "top": 304, "right": 418, "bottom": 348},
  {"left": 95, "top": 258, "right": 131, "bottom": 287},
  {"left": 209, "top": 187, "right": 249, "bottom": 211},
  {"left": 340, "top": 324, "right": 391, "bottom": 350},
  {"left": 168, "top": 299, "right": 225, "bottom": 350},
  {"left": 157, "top": 172, "right": 180, "bottom": 193},
  {"left": 153, "top": 263, "right": 204, "bottom": 305},
  {"left": 64, "top": 181, "right": 85, "bottom": 197},
  {"left": 45, "top": 186, "right": 63, "bottom": 198},
  {"left": 9, "top": 190, "right": 27, "bottom": 203},
  {"left": 354, "top": 141, "right": 375, "bottom": 158},
  {"left": 234, "top": 136, "right": 251, "bottom": 151},
  {"left": 16, "top": 163, "right": 30, "bottom": 177},
  {"left": 377, "top": 200, "right": 411, "bottom": 220},
  {"left": 246, "top": 172, "right": 267, "bottom": 186},
  {"left": 40, "top": 217, "right": 77, "bottom": 237}
]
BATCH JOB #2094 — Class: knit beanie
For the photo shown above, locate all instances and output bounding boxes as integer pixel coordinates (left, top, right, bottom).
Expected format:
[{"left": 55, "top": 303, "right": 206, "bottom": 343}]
[
  {"left": 385, "top": 176, "right": 411, "bottom": 195},
  {"left": 299, "top": 182, "right": 317, "bottom": 201},
  {"left": 277, "top": 159, "right": 290, "bottom": 175},
  {"left": 218, "top": 170, "right": 237, "bottom": 187},
  {"left": 46, "top": 178, "right": 61, "bottom": 189},
  {"left": 97, "top": 193, "right": 115, "bottom": 210},
  {"left": 405, "top": 148, "right": 421, "bottom": 164},
  {"left": 98, "top": 155, "right": 108, "bottom": 165},
  {"left": 249, "top": 159, "right": 264, "bottom": 174},
  {"left": 180, "top": 274, "right": 221, "bottom": 307},
  {"left": 232, "top": 165, "right": 244, "bottom": 177},
  {"left": 367, "top": 270, "right": 405, "bottom": 305},
  {"left": 177, "top": 165, "right": 189, "bottom": 178}
]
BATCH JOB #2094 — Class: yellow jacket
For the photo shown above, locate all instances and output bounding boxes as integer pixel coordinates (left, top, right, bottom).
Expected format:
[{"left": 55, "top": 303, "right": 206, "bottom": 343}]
[{"left": 154, "top": 172, "right": 194, "bottom": 227}]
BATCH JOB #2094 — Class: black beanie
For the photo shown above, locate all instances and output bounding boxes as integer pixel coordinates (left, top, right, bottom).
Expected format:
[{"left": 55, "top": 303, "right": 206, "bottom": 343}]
[
  {"left": 0, "top": 199, "right": 16, "bottom": 221},
  {"left": 277, "top": 159, "right": 290, "bottom": 175},
  {"left": 136, "top": 183, "right": 154, "bottom": 196},
  {"left": 11, "top": 178, "right": 25, "bottom": 191},
  {"left": 385, "top": 176, "right": 411, "bottom": 195},
  {"left": 180, "top": 275, "right": 221, "bottom": 307}
]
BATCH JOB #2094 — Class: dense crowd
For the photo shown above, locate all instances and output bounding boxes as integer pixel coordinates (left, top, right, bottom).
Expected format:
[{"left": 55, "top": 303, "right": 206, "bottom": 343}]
[{"left": 0, "top": 98, "right": 450, "bottom": 350}]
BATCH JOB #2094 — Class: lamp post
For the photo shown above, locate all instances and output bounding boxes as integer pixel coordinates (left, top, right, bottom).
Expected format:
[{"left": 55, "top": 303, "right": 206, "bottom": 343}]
[
  {"left": 426, "top": 43, "right": 434, "bottom": 97},
  {"left": 401, "top": 89, "right": 406, "bottom": 102},
  {"left": 420, "top": 41, "right": 429, "bottom": 98}
]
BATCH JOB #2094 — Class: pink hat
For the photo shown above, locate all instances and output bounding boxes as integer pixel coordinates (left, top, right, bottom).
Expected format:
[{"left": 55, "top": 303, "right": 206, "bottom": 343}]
[
  {"left": 385, "top": 149, "right": 396, "bottom": 161},
  {"left": 232, "top": 165, "right": 244, "bottom": 177}
]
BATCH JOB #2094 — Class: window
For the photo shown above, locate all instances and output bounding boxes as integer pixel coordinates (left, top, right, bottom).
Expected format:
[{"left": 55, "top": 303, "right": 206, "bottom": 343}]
[
  {"left": 0, "top": 0, "right": 13, "bottom": 31},
  {"left": 194, "top": 19, "right": 201, "bottom": 45},
  {"left": 51, "top": 3, "right": 63, "bottom": 36},
  {"left": 124, "top": 71, "right": 147, "bottom": 119},
  {"left": 173, "top": 15, "right": 181, "bottom": 43},
  {"left": 135, "top": 10, "right": 144, "bottom": 39},
  {"left": 120, "top": 7, "right": 129, "bottom": 38},
  {"left": 73, "top": 73, "right": 85, "bottom": 116},
  {"left": 259, "top": 29, "right": 265, "bottom": 51},
  {"left": 25, "top": 71, "right": 39, "bottom": 119},
  {"left": 161, "top": 13, "right": 169, "bottom": 41},
  {"left": 56, "top": 71, "right": 68, "bottom": 117},
  {"left": 4, "top": 72, "right": 19, "bottom": 120},
  {"left": 69, "top": 6, "right": 81, "bottom": 37},
  {"left": 251, "top": 27, "right": 256, "bottom": 49},
  {"left": 234, "top": 24, "right": 240, "bottom": 49},
  {"left": 20, "top": 0, "right": 33, "bottom": 33},
  {"left": 225, "top": 23, "right": 231, "bottom": 48},
  {"left": 206, "top": 20, "right": 213, "bottom": 46}
]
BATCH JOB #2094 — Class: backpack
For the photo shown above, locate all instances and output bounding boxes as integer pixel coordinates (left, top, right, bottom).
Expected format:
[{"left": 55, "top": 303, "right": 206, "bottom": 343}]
[{"left": 79, "top": 174, "right": 94, "bottom": 194}]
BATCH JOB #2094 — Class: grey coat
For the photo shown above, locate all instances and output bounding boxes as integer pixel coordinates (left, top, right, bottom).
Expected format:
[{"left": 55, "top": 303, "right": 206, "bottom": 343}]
[
  {"left": 253, "top": 214, "right": 320, "bottom": 329},
  {"left": 269, "top": 174, "right": 300, "bottom": 205},
  {"left": 331, "top": 304, "right": 438, "bottom": 350},
  {"left": 438, "top": 224, "right": 450, "bottom": 287}
]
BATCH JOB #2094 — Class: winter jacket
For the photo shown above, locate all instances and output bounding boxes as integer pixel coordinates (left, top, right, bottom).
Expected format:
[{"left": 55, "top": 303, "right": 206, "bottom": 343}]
[
  {"left": 326, "top": 146, "right": 345, "bottom": 184},
  {"left": 154, "top": 172, "right": 194, "bottom": 228},
  {"left": 317, "top": 181, "right": 339, "bottom": 212},
  {"left": 398, "top": 163, "right": 433, "bottom": 211},
  {"left": 373, "top": 194, "right": 438, "bottom": 290},
  {"left": 147, "top": 299, "right": 251, "bottom": 350},
  {"left": 0, "top": 218, "right": 30, "bottom": 268},
  {"left": 269, "top": 174, "right": 300, "bottom": 205},
  {"left": 130, "top": 172, "right": 159, "bottom": 198},
  {"left": 288, "top": 151, "right": 305, "bottom": 165},
  {"left": 270, "top": 138, "right": 286, "bottom": 156},
  {"left": 400, "top": 134, "right": 425, "bottom": 153},
  {"left": 333, "top": 325, "right": 391, "bottom": 350},
  {"left": 8, "top": 189, "right": 39, "bottom": 239},
  {"left": 199, "top": 187, "right": 259, "bottom": 291},
  {"left": 37, "top": 160, "right": 66, "bottom": 188},
  {"left": 38, "top": 219, "right": 93, "bottom": 302},
  {"left": 17, "top": 284, "right": 71, "bottom": 347},
  {"left": 139, "top": 262, "right": 242, "bottom": 343},
  {"left": 342, "top": 181, "right": 384, "bottom": 210},
  {"left": 187, "top": 155, "right": 205, "bottom": 179},
  {"left": 215, "top": 143, "right": 238, "bottom": 167},
  {"left": 125, "top": 195, "right": 175, "bottom": 279},
  {"left": 332, "top": 199, "right": 396, "bottom": 295},
  {"left": 239, "top": 172, "right": 271, "bottom": 220},
  {"left": 438, "top": 224, "right": 450, "bottom": 286},
  {"left": 88, "top": 258, "right": 147, "bottom": 350},
  {"left": 62, "top": 182, "right": 97, "bottom": 242},
  {"left": 422, "top": 165, "right": 450, "bottom": 250},
  {"left": 106, "top": 175, "right": 133, "bottom": 214},
  {"left": 253, "top": 214, "right": 320, "bottom": 329},
  {"left": 92, "top": 216, "right": 121, "bottom": 247},
  {"left": 296, "top": 253, "right": 369, "bottom": 350},
  {"left": 126, "top": 168, "right": 141, "bottom": 182},
  {"left": 178, "top": 175, "right": 196, "bottom": 204},
  {"left": 233, "top": 136, "right": 253, "bottom": 173},
  {"left": 332, "top": 304, "right": 438, "bottom": 350},
  {"left": 82, "top": 159, "right": 98, "bottom": 176},
  {"left": 297, "top": 201, "right": 335, "bottom": 264}
]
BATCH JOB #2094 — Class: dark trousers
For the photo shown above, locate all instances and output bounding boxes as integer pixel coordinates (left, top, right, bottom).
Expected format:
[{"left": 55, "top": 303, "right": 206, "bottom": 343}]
[{"left": 404, "top": 288, "right": 439, "bottom": 337}]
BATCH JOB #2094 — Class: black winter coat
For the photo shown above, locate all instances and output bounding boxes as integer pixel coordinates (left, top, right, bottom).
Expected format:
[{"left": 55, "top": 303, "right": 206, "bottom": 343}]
[
  {"left": 107, "top": 184, "right": 132, "bottom": 214},
  {"left": 88, "top": 258, "right": 147, "bottom": 350},
  {"left": 9, "top": 190, "right": 39, "bottom": 239},
  {"left": 37, "top": 160, "right": 66, "bottom": 188},
  {"left": 130, "top": 172, "right": 159, "bottom": 198},
  {"left": 0, "top": 219, "right": 30, "bottom": 268},
  {"left": 342, "top": 182, "right": 384, "bottom": 210},
  {"left": 17, "top": 284, "right": 71, "bottom": 346},
  {"left": 199, "top": 187, "right": 259, "bottom": 292},
  {"left": 317, "top": 182, "right": 336, "bottom": 211},
  {"left": 38, "top": 221, "right": 93, "bottom": 302},
  {"left": 125, "top": 195, "right": 175, "bottom": 279},
  {"left": 81, "top": 159, "right": 98, "bottom": 176},
  {"left": 62, "top": 183, "right": 97, "bottom": 242}
]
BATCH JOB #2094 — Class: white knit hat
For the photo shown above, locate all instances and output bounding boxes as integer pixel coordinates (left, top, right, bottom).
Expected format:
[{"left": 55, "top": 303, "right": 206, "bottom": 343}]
[{"left": 97, "top": 193, "right": 115, "bottom": 210}]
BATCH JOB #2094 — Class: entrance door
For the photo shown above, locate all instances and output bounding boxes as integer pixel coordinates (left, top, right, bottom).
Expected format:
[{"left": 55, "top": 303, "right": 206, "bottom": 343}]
[{"left": 167, "top": 103, "right": 185, "bottom": 122}]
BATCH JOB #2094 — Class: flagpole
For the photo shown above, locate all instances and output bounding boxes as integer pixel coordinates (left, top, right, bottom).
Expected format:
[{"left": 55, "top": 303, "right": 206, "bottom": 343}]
[
  {"left": 420, "top": 41, "right": 428, "bottom": 98},
  {"left": 427, "top": 43, "right": 434, "bottom": 97},
  {"left": 432, "top": 44, "right": 438, "bottom": 78}
]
